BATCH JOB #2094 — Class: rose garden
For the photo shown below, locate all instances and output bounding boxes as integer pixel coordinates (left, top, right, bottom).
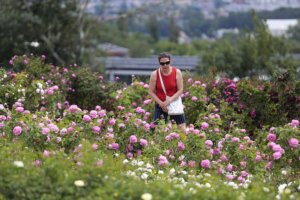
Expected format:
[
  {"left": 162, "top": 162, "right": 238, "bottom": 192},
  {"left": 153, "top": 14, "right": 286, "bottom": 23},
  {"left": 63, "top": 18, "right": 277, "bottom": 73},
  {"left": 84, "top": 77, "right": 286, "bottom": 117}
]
[{"left": 0, "top": 55, "right": 299, "bottom": 200}]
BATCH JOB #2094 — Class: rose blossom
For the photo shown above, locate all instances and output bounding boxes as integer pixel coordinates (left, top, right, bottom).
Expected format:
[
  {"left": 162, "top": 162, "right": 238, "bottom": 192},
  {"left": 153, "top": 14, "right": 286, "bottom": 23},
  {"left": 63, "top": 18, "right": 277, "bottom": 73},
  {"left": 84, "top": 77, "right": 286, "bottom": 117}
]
[
  {"left": 267, "top": 133, "right": 276, "bottom": 142},
  {"left": 288, "top": 138, "right": 298, "bottom": 148},
  {"left": 13, "top": 126, "right": 22, "bottom": 136},
  {"left": 201, "top": 122, "right": 209, "bottom": 130},
  {"left": 129, "top": 135, "right": 138, "bottom": 143},
  {"left": 200, "top": 159, "right": 210, "bottom": 169}
]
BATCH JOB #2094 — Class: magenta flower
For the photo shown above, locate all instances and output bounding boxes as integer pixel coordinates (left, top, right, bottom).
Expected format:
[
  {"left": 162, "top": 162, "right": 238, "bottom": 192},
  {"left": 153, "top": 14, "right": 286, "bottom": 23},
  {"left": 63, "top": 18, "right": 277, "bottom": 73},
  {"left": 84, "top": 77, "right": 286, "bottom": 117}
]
[
  {"left": 135, "top": 107, "right": 145, "bottom": 114},
  {"left": 290, "top": 119, "right": 299, "bottom": 127},
  {"left": 255, "top": 155, "right": 261, "bottom": 162},
  {"left": 158, "top": 155, "right": 169, "bottom": 166},
  {"left": 201, "top": 122, "right": 209, "bottom": 130},
  {"left": 82, "top": 115, "right": 91, "bottom": 122},
  {"left": 108, "top": 118, "right": 116, "bottom": 126},
  {"left": 89, "top": 110, "right": 98, "bottom": 119},
  {"left": 13, "top": 126, "right": 22, "bottom": 136},
  {"left": 127, "top": 152, "right": 133, "bottom": 159},
  {"left": 129, "top": 135, "right": 138, "bottom": 143},
  {"left": 272, "top": 144, "right": 283, "bottom": 153},
  {"left": 267, "top": 133, "right": 276, "bottom": 142},
  {"left": 109, "top": 143, "right": 119, "bottom": 150},
  {"left": 288, "top": 138, "right": 299, "bottom": 148},
  {"left": 178, "top": 141, "right": 185, "bottom": 151},
  {"left": 200, "top": 159, "right": 210, "bottom": 169},
  {"left": 140, "top": 139, "right": 148, "bottom": 147},
  {"left": 273, "top": 152, "right": 282, "bottom": 160},
  {"left": 221, "top": 154, "right": 228, "bottom": 162},
  {"left": 226, "top": 164, "right": 233, "bottom": 172},
  {"left": 46, "top": 89, "right": 54, "bottom": 95}
]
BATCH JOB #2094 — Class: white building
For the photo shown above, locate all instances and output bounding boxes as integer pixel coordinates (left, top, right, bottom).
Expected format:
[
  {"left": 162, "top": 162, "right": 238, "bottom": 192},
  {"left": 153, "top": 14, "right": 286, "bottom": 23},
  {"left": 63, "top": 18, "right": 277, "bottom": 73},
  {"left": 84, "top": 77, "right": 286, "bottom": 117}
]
[{"left": 266, "top": 19, "right": 298, "bottom": 37}]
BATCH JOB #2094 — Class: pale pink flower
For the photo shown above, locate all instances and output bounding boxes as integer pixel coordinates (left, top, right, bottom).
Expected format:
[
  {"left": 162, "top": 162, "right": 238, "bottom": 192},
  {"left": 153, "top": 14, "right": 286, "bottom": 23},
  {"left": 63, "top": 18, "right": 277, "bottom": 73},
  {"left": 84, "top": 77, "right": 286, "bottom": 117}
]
[
  {"left": 82, "top": 115, "right": 91, "bottom": 122},
  {"left": 273, "top": 152, "right": 282, "bottom": 160},
  {"left": 158, "top": 155, "right": 169, "bottom": 166},
  {"left": 16, "top": 107, "right": 24, "bottom": 113},
  {"left": 205, "top": 140, "right": 213, "bottom": 148},
  {"left": 43, "top": 150, "right": 50, "bottom": 157},
  {"left": 89, "top": 110, "right": 98, "bottom": 119},
  {"left": 69, "top": 105, "right": 79, "bottom": 113},
  {"left": 92, "top": 126, "right": 101, "bottom": 134},
  {"left": 188, "top": 160, "right": 196, "bottom": 168},
  {"left": 41, "top": 127, "right": 50, "bottom": 135},
  {"left": 289, "top": 138, "right": 299, "bottom": 148},
  {"left": 13, "top": 126, "right": 22, "bottom": 136},
  {"left": 226, "top": 175, "right": 235, "bottom": 180},
  {"left": 96, "top": 160, "right": 104, "bottom": 167},
  {"left": 92, "top": 143, "right": 98, "bottom": 151},
  {"left": 191, "top": 96, "right": 198, "bottom": 102}
]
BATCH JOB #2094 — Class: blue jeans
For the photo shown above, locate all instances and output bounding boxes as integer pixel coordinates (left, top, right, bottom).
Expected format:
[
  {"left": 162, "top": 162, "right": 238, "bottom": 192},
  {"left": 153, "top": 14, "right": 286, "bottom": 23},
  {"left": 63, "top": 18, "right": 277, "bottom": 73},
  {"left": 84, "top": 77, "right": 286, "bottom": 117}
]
[{"left": 153, "top": 104, "right": 186, "bottom": 125}]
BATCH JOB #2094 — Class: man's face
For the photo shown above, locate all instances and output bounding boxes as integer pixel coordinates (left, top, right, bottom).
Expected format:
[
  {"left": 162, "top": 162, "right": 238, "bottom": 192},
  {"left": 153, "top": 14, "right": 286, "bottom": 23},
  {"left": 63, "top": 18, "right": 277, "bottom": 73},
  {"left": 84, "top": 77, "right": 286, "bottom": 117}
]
[{"left": 159, "top": 57, "right": 170, "bottom": 68}]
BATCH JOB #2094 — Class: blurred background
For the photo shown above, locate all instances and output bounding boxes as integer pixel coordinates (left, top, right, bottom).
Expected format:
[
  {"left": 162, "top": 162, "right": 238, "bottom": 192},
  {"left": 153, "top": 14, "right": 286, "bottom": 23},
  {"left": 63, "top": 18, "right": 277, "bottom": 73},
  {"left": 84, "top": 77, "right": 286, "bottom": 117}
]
[{"left": 1, "top": 0, "right": 300, "bottom": 81}]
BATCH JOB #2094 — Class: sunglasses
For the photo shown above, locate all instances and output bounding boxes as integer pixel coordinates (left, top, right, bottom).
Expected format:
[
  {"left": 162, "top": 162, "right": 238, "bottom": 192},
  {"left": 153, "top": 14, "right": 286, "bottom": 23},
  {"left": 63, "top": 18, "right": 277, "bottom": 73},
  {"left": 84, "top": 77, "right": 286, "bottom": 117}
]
[{"left": 159, "top": 61, "right": 170, "bottom": 66}]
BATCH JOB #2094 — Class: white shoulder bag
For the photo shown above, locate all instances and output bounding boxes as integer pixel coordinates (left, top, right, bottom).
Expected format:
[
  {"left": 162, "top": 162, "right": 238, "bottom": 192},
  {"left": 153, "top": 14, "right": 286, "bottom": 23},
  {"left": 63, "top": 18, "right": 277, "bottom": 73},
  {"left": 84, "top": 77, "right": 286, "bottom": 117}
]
[{"left": 158, "top": 68, "right": 184, "bottom": 115}]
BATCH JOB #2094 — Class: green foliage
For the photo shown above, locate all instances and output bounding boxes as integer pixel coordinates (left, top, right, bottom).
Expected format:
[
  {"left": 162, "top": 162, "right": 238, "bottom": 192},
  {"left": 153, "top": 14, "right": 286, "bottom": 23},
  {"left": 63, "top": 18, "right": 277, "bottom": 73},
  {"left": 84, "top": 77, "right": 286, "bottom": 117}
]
[{"left": 66, "top": 67, "right": 121, "bottom": 110}]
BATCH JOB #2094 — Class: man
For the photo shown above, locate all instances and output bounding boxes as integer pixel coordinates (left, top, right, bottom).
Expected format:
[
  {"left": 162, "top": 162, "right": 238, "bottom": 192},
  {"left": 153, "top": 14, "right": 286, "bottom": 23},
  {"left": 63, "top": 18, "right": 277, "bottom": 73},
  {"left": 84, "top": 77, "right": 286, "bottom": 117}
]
[{"left": 148, "top": 52, "right": 186, "bottom": 132}]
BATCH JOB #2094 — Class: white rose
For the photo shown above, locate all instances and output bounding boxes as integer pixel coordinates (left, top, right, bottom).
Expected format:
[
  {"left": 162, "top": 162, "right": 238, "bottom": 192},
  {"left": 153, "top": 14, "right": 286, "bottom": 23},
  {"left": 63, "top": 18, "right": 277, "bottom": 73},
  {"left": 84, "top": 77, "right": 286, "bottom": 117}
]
[
  {"left": 74, "top": 180, "right": 85, "bottom": 187},
  {"left": 13, "top": 161, "right": 24, "bottom": 168},
  {"left": 141, "top": 193, "right": 152, "bottom": 200}
]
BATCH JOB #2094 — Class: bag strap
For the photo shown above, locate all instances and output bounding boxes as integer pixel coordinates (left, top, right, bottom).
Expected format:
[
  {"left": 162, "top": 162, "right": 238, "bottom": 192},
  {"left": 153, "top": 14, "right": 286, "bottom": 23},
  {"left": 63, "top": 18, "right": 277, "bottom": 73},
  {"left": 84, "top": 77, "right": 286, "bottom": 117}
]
[{"left": 158, "top": 68, "right": 167, "bottom": 96}]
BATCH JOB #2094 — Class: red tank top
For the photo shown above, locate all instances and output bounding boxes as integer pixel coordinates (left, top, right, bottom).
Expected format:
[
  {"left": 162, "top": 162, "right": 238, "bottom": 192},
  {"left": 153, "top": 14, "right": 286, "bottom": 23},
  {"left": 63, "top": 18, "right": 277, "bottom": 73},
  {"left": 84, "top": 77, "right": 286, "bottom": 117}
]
[{"left": 156, "top": 67, "right": 177, "bottom": 101}]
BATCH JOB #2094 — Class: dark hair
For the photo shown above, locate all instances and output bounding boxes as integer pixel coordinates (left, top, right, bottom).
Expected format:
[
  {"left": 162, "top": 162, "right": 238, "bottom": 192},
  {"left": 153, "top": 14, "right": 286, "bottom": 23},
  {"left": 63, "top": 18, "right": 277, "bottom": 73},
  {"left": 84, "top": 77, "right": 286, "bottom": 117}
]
[{"left": 158, "top": 52, "right": 171, "bottom": 61}]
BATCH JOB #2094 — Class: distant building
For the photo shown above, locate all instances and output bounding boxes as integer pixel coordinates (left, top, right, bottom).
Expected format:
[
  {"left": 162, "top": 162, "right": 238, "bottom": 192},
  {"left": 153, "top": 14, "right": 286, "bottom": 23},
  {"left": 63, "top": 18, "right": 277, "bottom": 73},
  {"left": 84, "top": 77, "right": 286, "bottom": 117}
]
[
  {"left": 98, "top": 56, "right": 200, "bottom": 82},
  {"left": 178, "top": 31, "right": 192, "bottom": 44},
  {"left": 266, "top": 19, "right": 298, "bottom": 37},
  {"left": 98, "top": 43, "right": 129, "bottom": 57}
]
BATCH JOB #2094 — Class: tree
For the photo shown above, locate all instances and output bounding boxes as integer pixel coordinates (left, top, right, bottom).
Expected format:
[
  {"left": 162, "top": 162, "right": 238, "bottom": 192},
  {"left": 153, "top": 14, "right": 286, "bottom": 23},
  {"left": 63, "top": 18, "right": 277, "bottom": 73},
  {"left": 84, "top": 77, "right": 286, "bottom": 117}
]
[
  {"left": 0, "top": 0, "right": 91, "bottom": 66},
  {"left": 288, "top": 19, "right": 300, "bottom": 41},
  {"left": 169, "top": 15, "right": 180, "bottom": 43},
  {"left": 147, "top": 15, "right": 160, "bottom": 42}
]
